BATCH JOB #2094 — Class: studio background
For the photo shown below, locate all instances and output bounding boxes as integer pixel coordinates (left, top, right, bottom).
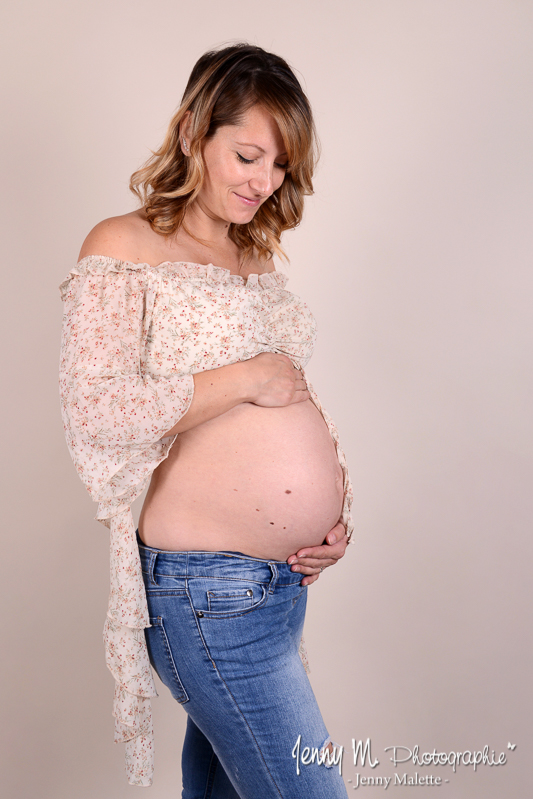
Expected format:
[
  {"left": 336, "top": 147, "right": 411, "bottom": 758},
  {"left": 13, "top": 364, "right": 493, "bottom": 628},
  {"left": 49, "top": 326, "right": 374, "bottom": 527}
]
[{"left": 1, "top": 1, "right": 531, "bottom": 796}]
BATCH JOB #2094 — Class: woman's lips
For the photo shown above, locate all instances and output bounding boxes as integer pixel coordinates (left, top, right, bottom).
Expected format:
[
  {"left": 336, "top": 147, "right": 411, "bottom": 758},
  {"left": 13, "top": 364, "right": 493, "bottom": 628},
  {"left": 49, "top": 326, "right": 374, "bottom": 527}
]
[{"left": 234, "top": 192, "right": 261, "bottom": 207}]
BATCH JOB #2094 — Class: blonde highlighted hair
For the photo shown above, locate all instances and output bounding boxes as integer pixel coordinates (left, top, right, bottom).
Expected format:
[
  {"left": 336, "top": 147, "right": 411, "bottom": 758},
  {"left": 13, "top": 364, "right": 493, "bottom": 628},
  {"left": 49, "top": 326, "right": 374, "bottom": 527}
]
[{"left": 130, "top": 43, "right": 319, "bottom": 262}]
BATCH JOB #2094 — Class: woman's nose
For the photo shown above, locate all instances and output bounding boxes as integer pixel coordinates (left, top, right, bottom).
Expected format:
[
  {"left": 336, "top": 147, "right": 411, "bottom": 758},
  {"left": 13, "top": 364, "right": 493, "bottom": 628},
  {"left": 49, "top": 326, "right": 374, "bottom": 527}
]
[{"left": 249, "top": 163, "right": 275, "bottom": 197}]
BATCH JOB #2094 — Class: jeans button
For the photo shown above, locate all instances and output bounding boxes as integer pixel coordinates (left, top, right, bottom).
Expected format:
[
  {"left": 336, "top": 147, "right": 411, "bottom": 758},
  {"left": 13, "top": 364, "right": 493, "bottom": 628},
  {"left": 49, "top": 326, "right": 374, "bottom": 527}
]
[
  {"left": 196, "top": 611, "right": 204, "bottom": 618},
  {"left": 246, "top": 590, "right": 253, "bottom": 597}
]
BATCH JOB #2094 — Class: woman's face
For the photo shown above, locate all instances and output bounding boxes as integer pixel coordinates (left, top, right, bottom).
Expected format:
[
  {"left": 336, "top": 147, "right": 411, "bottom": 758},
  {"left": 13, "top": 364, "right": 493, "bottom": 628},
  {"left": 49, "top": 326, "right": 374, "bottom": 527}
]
[{"left": 193, "top": 105, "right": 288, "bottom": 226}]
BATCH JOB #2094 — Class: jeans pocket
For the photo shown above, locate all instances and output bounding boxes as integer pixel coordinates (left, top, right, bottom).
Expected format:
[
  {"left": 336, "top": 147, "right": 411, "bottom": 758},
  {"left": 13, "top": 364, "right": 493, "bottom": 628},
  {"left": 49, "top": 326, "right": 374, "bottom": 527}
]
[
  {"left": 207, "top": 586, "right": 256, "bottom": 612},
  {"left": 189, "top": 577, "right": 267, "bottom": 618},
  {"left": 145, "top": 616, "right": 189, "bottom": 704}
]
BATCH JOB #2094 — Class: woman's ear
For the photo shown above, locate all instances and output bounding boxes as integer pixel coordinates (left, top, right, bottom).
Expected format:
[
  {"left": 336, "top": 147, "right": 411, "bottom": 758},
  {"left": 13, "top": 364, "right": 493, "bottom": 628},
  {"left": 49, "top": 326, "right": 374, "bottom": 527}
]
[{"left": 179, "top": 111, "right": 192, "bottom": 156}]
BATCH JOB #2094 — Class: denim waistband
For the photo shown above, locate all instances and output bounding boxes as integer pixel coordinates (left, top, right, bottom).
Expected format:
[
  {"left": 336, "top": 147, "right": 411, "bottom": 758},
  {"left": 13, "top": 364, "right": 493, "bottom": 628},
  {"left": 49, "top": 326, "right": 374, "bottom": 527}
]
[{"left": 136, "top": 531, "right": 301, "bottom": 585}]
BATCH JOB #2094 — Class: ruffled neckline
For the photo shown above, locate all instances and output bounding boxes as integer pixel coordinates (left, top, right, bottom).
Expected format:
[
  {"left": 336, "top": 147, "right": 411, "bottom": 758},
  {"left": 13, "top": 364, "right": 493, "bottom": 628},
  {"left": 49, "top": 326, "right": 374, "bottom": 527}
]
[{"left": 60, "top": 254, "right": 289, "bottom": 295}]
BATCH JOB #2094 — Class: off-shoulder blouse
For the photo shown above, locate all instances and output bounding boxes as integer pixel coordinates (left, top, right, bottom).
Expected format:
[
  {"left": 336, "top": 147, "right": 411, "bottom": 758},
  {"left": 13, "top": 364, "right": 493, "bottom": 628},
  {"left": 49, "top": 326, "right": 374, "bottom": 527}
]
[{"left": 59, "top": 255, "right": 353, "bottom": 786}]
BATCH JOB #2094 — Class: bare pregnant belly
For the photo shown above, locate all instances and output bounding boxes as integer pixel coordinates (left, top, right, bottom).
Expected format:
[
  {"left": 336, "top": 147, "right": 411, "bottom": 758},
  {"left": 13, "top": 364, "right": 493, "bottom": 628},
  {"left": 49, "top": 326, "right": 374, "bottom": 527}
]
[{"left": 138, "top": 399, "right": 344, "bottom": 561}]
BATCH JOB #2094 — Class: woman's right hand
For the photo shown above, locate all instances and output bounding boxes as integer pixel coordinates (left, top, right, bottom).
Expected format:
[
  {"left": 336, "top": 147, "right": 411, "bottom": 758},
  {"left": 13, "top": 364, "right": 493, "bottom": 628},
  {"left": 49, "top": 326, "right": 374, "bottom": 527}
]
[
  {"left": 164, "top": 353, "right": 308, "bottom": 436},
  {"left": 245, "top": 352, "right": 310, "bottom": 407}
]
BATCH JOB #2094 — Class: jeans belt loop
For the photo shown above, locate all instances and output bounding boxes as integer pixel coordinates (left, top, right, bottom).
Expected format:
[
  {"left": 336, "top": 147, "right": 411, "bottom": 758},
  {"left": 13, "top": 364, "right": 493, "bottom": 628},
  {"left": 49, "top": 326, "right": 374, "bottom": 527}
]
[
  {"left": 267, "top": 561, "right": 278, "bottom": 594},
  {"left": 148, "top": 550, "right": 159, "bottom": 586}
]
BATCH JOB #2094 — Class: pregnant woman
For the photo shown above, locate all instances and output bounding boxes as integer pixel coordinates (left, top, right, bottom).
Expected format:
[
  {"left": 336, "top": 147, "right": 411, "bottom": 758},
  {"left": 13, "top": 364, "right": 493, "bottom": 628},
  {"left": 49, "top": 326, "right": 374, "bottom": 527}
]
[{"left": 60, "top": 44, "right": 353, "bottom": 798}]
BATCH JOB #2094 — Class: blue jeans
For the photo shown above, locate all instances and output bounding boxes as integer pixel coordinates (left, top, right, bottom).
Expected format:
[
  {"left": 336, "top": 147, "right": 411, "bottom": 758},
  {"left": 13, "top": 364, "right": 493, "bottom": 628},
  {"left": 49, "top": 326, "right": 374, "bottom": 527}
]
[{"left": 138, "top": 538, "right": 348, "bottom": 799}]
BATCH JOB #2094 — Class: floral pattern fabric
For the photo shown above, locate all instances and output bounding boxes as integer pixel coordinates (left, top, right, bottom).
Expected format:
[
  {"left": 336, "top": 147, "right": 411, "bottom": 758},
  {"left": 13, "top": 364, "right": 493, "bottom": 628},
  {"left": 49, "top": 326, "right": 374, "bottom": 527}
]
[{"left": 59, "top": 255, "right": 353, "bottom": 786}]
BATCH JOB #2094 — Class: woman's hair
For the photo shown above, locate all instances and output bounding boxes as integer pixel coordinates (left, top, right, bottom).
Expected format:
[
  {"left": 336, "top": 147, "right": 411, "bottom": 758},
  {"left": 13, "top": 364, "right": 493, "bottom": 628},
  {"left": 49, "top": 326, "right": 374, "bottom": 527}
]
[{"left": 130, "top": 43, "right": 319, "bottom": 262}]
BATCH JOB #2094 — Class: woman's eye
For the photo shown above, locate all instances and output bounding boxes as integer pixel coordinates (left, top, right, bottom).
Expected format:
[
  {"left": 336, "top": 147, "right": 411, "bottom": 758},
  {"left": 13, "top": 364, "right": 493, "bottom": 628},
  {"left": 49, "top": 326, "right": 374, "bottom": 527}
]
[{"left": 236, "top": 153, "right": 288, "bottom": 171}]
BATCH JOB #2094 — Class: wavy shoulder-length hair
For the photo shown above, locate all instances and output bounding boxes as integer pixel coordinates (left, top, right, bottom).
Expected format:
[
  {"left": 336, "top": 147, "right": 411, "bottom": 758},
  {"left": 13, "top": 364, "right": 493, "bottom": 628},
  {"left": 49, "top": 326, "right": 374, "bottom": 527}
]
[{"left": 130, "top": 43, "right": 319, "bottom": 262}]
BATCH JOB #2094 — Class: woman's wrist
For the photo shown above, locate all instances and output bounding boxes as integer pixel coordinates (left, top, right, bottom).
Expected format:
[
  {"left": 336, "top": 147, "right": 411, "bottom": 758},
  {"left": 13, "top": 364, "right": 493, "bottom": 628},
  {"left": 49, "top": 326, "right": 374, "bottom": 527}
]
[
  {"left": 163, "top": 360, "right": 254, "bottom": 436},
  {"left": 226, "top": 359, "right": 259, "bottom": 404}
]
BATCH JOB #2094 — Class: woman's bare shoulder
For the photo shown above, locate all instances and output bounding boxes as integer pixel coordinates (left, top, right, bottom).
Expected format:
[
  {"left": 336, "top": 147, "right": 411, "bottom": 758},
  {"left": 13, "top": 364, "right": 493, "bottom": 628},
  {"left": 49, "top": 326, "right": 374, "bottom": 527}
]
[{"left": 78, "top": 210, "right": 151, "bottom": 263}]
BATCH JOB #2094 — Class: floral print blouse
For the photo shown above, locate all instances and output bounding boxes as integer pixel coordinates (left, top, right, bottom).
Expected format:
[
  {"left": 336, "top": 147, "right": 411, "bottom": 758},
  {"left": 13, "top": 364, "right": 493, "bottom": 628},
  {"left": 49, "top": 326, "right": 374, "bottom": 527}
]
[{"left": 59, "top": 255, "right": 353, "bottom": 786}]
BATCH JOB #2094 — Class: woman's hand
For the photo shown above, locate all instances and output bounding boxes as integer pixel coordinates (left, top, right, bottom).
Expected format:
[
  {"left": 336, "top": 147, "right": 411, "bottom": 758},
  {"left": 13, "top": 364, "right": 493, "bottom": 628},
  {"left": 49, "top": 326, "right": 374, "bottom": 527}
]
[
  {"left": 287, "top": 522, "right": 348, "bottom": 586},
  {"left": 246, "top": 352, "right": 309, "bottom": 407}
]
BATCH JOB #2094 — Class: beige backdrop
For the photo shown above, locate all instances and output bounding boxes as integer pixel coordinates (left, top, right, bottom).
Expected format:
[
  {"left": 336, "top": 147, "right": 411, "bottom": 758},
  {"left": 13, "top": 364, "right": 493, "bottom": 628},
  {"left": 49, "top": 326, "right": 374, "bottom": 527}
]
[{"left": 1, "top": 1, "right": 531, "bottom": 796}]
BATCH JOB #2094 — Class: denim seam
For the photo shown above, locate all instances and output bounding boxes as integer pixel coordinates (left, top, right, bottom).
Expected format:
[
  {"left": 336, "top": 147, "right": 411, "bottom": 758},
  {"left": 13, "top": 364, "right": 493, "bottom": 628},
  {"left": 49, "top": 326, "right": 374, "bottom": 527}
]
[
  {"left": 267, "top": 561, "right": 278, "bottom": 595},
  {"left": 148, "top": 551, "right": 158, "bottom": 586},
  {"left": 201, "top": 750, "right": 219, "bottom": 799},
  {"left": 187, "top": 591, "right": 217, "bottom": 670},
  {"left": 151, "top": 616, "right": 189, "bottom": 704},
  {"left": 208, "top": 660, "right": 284, "bottom": 797},
  {"left": 189, "top": 575, "right": 265, "bottom": 585}
]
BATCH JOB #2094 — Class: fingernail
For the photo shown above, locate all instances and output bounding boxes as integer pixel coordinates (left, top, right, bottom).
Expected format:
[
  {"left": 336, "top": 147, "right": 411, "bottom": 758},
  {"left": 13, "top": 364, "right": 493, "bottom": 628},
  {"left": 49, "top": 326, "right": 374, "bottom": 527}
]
[{"left": 288, "top": 557, "right": 297, "bottom": 565}]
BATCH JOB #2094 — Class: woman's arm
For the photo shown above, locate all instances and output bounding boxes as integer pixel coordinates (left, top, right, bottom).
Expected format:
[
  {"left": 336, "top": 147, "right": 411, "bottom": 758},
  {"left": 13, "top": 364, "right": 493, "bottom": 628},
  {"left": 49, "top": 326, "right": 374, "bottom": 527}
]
[
  {"left": 165, "top": 352, "right": 309, "bottom": 435},
  {"left": 60, "top": 260, "right": 311, "bottom": 506}
]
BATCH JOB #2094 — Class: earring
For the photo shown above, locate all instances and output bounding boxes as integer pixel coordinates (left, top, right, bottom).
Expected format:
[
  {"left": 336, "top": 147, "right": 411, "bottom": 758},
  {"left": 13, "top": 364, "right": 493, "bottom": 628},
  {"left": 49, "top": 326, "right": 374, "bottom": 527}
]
[{"left": 182, "top": 137, "right": 189, "bottom": 153}]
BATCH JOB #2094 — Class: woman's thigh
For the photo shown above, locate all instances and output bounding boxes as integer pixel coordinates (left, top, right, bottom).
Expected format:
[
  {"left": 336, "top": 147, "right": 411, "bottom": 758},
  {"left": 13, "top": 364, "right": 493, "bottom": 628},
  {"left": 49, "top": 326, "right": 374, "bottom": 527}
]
[
  {"left": 182, "top": 716, "right": 241, "bottom": 799},
  {"left": 141, "top": 548, "right": 347, "bottom": 799}
]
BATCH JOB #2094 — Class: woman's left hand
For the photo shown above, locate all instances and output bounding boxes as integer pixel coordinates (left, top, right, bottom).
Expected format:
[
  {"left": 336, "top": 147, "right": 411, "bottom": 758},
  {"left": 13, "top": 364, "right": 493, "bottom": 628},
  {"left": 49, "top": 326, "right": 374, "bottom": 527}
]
[{"left": 287, "top": 522, "right": 349, "bottom": 586}]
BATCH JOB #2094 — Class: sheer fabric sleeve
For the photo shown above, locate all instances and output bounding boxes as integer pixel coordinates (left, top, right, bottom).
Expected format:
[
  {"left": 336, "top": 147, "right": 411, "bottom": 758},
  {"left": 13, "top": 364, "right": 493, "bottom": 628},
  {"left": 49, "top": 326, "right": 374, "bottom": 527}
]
[
  {"left": 245, "top": 273, "right": 316, "bottom": 369},
  {"left": 59, "top": 258, "right": 195, "bottom": 512},
  {"left": 59, "top": 257, "right": 195, "bottom": 786}
]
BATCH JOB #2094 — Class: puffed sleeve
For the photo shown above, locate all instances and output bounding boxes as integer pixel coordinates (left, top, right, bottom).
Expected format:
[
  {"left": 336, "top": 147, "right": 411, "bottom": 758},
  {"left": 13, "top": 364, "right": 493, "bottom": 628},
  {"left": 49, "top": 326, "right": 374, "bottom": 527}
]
[
  {"left": 254, "top": 278, "right": 318, "bottom": 369},
  {"left": 59, "top": 257, "right": 196, "bottom": 787},
  {"left": 59, "top": 257, "right": 195, "bottom": 513}
]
